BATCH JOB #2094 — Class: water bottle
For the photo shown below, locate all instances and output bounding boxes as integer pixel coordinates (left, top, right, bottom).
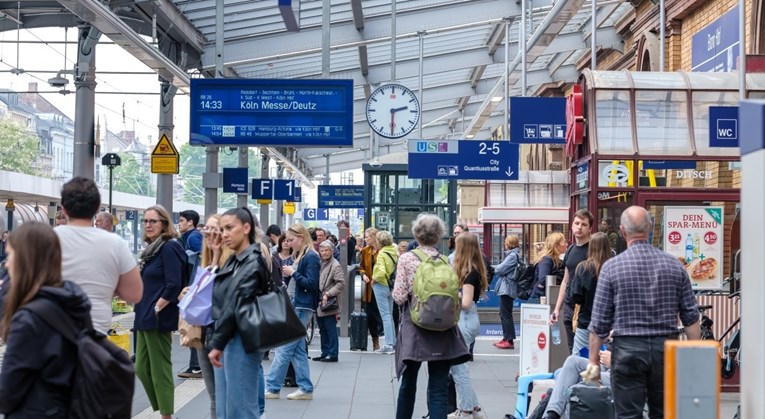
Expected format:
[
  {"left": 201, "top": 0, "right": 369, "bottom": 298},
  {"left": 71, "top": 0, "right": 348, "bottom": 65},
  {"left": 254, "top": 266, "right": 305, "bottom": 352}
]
[
  {"left": 685, "top": 234, "right": 693, "bottom": 261},
  {"left": 693, "top": 233, "right": 701, "bottom": 259},
  {"left": 551, "top": 322, "right": 561, "bottom": 345}
]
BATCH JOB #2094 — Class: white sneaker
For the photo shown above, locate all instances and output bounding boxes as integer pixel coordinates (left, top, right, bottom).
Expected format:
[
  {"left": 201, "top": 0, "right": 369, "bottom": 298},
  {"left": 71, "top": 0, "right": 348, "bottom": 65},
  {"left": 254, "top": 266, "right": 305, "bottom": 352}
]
[
  {"left": 264, "top": 391, "right": 280, "bottom": 399},
  {"left": 472, "top": 407, "right": 485, "bottom": 419},
  {"left": 286, "top": 389, "right": 313, "bottom": 400},
  {"left": 376, "top": 345, "right": 395, "bottom": 354},
  {"left": 447, "top": 409, "right": 474, "bottom": 418}
]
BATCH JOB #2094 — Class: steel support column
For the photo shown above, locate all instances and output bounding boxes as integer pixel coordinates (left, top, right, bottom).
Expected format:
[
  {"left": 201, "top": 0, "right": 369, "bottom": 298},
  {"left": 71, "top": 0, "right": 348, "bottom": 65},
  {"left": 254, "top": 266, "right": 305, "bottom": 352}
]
[
  {"left": 156, "top": 79, "right": 175, "bottom": 212},
  {"left": 260, "top": 153, "right": 270, "bottom": 227},
  {"left": 72, "top": 25, "right": 100, "bottom": 179}
]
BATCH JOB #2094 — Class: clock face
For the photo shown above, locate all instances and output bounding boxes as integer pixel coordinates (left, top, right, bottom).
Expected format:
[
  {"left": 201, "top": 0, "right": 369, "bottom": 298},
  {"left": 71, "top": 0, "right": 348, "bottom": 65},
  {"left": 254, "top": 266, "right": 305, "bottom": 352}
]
[{"left": 365, "top": 83, "right": 420, "bottom": 139}]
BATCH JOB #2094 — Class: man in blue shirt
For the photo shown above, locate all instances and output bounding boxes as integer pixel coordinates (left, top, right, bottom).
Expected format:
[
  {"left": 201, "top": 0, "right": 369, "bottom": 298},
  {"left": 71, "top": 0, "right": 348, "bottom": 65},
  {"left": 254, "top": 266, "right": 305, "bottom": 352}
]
[{"left": 178, "top": 209, "right": 203, "bottom": 379}]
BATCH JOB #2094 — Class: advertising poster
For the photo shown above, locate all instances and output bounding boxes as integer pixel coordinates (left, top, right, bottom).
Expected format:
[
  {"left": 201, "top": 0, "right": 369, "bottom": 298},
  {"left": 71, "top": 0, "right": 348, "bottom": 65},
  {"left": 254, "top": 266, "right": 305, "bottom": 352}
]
[
  {"left": 663, "top": 206, "right": 724, "bottom": 290},
  {"left": 520, "top": 304, "right": 550, "bottom": 376}
]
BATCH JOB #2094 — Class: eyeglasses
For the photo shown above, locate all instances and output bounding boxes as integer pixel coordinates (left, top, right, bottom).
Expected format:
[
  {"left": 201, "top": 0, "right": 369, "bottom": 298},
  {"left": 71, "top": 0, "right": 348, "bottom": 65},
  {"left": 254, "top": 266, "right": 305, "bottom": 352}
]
[{"left": 142, "top": 219, "right": 161, "bottom": 225}]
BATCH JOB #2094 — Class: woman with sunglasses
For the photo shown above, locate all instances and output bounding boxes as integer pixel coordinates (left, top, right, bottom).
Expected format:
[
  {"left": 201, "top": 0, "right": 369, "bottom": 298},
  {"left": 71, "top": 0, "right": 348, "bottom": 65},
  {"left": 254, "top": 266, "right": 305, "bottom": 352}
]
[{"left": 134, "top": 205, "right": 185, "bottom": 419}]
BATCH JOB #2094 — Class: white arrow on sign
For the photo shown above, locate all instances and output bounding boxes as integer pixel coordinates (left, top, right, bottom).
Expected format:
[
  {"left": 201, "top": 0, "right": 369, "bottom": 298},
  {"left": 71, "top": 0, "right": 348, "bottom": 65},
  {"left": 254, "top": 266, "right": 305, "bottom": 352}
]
[{"left": 505, "top": 167, "right": 515, "bottom": 177}]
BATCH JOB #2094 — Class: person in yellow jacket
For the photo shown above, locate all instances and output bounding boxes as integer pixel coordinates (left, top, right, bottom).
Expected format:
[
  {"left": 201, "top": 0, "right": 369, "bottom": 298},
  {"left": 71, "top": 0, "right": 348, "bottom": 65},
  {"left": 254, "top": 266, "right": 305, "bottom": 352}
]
[
  {"left": 371, "top": 230, "right": 399, "bottom": 354},
  {"left": 359, "top": 228, "right": 383, "bottom": 350}
]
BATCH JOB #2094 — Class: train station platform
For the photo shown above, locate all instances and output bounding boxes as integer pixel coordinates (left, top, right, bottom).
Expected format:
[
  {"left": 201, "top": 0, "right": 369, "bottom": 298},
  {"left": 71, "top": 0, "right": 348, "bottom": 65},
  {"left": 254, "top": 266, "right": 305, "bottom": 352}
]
[{"left": 104, "top": 311, "right": 740, "bottom": 419}]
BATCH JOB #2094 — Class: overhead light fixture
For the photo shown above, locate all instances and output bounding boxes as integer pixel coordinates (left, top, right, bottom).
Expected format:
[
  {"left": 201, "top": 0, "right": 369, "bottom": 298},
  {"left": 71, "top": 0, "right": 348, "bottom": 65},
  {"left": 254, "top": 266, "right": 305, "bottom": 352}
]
[
  {"left": 48, "top": 71, "right": 70, "bottom": 88},
  {"left": 490, "top": 96, "right": 504, "bottom": 102},
  {"left": 466, "top": 134, "right": 475, "bottom": 139}
]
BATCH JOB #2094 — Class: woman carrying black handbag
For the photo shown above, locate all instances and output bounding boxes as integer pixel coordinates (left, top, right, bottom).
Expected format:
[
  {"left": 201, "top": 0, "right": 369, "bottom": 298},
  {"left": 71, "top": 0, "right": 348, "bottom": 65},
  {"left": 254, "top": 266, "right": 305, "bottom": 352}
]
[{"left": 207, "top": 207, "right": 272, "bottom": 418}]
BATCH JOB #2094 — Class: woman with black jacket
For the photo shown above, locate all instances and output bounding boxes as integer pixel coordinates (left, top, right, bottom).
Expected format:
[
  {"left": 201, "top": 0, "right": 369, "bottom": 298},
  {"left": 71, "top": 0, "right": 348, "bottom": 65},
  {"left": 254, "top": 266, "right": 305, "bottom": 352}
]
[
  {"left": 208, "top": 207, "right": 271, "bottom": 418},
  {"left": 569, "top": 232, "right": 611, "bottom": 356},
  {"left": 0, "top": 223, "right": 92, "bottom": 417}
]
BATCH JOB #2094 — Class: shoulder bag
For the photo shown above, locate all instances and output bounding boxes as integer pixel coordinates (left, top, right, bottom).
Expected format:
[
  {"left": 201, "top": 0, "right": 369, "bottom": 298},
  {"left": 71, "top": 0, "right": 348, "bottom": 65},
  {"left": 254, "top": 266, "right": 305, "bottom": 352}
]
[{"left": 235, "top": 261, "right": 307, "bottom": 353}]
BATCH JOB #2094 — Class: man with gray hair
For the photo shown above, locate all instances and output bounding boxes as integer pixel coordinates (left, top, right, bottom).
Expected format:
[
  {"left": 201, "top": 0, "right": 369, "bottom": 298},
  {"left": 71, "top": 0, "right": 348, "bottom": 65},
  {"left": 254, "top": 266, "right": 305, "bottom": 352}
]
[
  {"left": 95, "top": 211, "right": 114, "bottom": 232},
  {"left": 584, "top": 206, "right": 700, "bottom": 419}
]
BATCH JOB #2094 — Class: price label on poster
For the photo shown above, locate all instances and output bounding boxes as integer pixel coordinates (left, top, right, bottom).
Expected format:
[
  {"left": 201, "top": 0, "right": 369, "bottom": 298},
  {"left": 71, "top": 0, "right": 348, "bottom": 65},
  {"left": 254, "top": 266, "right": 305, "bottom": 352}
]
[{"left": 663, "top": 206, "right": 724, "bottom": 290}]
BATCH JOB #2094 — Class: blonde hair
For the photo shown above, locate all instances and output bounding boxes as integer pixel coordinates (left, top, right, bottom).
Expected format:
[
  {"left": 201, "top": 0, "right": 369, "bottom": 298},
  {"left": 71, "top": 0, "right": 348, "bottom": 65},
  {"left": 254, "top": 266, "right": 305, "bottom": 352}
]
[
  {"left": 453, "top": 233, "right": 487, "bottom": 295},
  {"left": 287, "top": 223, "right": 315, "bottom": 266},
  {"left": 504, "top": 234, "right": 519, "bottom": 249},
  {"left": 200, "top": 214, "right": 233, "bottom": 268},
  {"left": 535, "top": 231, "right": 566, "bottom": 267}
]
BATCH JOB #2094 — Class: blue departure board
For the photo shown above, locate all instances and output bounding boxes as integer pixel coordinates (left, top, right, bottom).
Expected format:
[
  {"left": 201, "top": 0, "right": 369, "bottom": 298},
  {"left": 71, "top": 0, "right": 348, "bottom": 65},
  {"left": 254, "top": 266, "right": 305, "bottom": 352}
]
[{"left": 190, "top": 78, "right": 354, "bottom": 147}]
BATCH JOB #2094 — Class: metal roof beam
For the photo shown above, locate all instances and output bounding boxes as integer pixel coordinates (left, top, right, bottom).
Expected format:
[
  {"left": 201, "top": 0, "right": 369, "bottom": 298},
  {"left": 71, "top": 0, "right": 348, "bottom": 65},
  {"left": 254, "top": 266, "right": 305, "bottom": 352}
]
[
  {"left": 200, "top": 0, "right": 551, "bottom": 70},
  {"left": 57, "top": 0, "right": 191, "bottom": 91},
  {"left": 358, "top": 45, "right": 369, "bottom": 77},
  {"left": 239, "top": 47, "right": 497, "bottom": 86},
  {"left": 351, "top": 0, "right": 364, "bottom": 31}
]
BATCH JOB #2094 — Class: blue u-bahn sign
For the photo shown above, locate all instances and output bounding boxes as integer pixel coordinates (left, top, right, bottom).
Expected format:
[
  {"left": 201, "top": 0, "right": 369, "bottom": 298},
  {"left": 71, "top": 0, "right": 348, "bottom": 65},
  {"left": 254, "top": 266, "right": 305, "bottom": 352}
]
[
  {"left": 190, "top": 79, "right": 354, "bottom": 147},
  {"left": 407, "top": 140, "right": 519, "bottom": 180}
]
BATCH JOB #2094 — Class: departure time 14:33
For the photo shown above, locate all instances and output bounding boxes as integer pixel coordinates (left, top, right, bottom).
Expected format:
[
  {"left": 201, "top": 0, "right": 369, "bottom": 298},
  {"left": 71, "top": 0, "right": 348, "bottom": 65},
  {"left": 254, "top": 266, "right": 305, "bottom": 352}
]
[{"left": 200, "top": 100, "right": 223, "bottom": 110}]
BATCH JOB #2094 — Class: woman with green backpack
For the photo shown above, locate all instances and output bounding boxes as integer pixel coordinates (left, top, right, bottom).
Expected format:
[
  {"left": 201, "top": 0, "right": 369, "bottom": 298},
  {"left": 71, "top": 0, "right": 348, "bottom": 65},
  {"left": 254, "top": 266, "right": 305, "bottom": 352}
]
[{"left": 392, "top": 213, "right": 470, "bottom": 419}]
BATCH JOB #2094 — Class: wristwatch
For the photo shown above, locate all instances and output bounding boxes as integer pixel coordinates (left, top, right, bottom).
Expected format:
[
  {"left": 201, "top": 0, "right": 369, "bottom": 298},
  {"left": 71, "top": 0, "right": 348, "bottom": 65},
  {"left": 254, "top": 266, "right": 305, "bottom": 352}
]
[{"left": 154, "top": 305, "right": 161, "bottom": 313}]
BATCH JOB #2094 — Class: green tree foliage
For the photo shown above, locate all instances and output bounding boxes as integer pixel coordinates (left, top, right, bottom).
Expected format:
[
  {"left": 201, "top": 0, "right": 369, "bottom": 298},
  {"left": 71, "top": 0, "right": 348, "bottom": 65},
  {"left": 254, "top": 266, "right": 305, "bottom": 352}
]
[
  {"left": 0, "top": 119, "right": 40, "bottom": 175},
  {"left": 112, "top": 154, "right": 154, "bottom": 196},
  {"left": 178, "top": 143, "right": 262, "bottom": 208}
]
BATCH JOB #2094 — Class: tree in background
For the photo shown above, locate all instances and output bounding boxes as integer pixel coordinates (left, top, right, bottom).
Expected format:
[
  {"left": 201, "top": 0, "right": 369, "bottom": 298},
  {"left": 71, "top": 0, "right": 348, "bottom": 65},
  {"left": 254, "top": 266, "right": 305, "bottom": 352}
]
[
  {"left": 178, "top": 143, "right": 262, "bottom": 208},
  {"left": 112, "top": 154, "right": 153, "bottom": 196},
  {"left": 0, "top": 119, "right": 40, "bottom": 175}
]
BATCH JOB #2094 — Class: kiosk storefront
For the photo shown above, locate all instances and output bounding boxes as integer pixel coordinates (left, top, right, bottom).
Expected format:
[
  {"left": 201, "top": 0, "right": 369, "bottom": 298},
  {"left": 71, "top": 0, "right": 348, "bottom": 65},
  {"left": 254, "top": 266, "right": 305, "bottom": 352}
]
[{"left": 567, "top": 71, "right": 761, "bottom": 390}]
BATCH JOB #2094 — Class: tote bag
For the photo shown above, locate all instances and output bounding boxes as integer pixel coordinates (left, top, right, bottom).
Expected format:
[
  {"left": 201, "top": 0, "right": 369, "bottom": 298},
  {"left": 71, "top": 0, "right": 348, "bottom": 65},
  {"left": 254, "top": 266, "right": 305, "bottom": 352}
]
[
  {"left": 179, "top": 267, "right": 215, "bottom": 326},
  {"left": 236, "top": 282, "right": 306, "bottom": 353}
]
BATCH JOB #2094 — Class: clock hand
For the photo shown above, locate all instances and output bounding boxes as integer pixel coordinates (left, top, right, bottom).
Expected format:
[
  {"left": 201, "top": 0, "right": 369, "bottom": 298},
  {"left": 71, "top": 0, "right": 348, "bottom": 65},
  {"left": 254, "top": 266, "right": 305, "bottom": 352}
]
[
  {"left": 391, "top": 106, "right": 408, "bottom": 113},
  {"left": 389, "top": 111, "right": 395, "bottom": 135}
]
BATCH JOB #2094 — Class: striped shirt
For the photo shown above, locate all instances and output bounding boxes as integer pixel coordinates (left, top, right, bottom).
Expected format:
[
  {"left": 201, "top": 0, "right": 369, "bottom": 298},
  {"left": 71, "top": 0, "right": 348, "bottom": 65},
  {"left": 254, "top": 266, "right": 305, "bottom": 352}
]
[{"left": 589, "top": 241, "right": 699, "bottom": 338}]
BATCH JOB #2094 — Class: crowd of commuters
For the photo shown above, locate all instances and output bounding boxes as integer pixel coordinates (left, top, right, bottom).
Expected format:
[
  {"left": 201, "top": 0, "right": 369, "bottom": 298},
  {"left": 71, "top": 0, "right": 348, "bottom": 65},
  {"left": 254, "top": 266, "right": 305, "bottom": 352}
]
[{"left": 0, "top": 179, "right": 705, "bottom": 419}]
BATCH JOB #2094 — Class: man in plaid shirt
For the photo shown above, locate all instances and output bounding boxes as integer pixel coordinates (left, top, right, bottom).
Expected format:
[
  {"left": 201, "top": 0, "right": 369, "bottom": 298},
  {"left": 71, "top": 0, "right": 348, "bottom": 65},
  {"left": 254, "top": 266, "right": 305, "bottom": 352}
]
[{"left": 585, "top": 206, "right": 700, "bottom": 419}]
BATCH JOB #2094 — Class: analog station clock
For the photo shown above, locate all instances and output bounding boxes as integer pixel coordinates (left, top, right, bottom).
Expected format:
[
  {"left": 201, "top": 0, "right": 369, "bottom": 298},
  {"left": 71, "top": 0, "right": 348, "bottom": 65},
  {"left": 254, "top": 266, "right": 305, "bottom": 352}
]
[{"left": 365, "top": 83, "right": 420, "bottom": 139}]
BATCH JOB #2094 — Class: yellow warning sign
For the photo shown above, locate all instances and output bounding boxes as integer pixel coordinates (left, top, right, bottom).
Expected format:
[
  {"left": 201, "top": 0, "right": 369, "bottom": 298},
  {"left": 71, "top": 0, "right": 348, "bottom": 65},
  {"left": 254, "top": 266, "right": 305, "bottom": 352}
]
[
  {"left": 5, "top": 199, "right": 14, "bottom": 211},
  {"left": 151, "top": 133, "right": 179, "bottom": 174},
  {"left": 151, "top": 133, "right": 179, "bottom": 156},
  {"left": 284, "top": 202, "right": 295, "bottom": 215},
  {"left": 257, "top": 199, "right": 272, "bottom": 205}
]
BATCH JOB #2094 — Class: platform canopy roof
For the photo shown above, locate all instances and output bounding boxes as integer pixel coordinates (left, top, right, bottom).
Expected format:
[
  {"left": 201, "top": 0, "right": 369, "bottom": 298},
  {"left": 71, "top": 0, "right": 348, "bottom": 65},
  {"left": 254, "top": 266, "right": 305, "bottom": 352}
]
[{"left": 0, "top": 0, "right": 631, "bottom": 180}]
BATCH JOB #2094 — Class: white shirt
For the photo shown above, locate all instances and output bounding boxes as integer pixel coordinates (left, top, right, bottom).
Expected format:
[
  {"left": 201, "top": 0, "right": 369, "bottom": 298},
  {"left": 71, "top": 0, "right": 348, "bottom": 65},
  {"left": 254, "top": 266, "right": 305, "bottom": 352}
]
[{"left": 55, "top": 225, "right": 137, "bottom": 334}]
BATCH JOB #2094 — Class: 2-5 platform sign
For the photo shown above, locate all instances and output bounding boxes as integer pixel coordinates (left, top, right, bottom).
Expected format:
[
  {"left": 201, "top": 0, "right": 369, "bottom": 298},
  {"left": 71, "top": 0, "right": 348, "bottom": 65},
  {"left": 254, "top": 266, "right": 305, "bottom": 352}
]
[{"left": 407, "top": 140, "right": 519, "bottom": 180}]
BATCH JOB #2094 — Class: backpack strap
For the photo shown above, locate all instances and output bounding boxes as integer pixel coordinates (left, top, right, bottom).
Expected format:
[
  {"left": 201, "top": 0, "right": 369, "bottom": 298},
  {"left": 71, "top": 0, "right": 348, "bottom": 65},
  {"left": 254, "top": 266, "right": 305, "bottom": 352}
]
[
  {"left": 21, "top": 298, "right": 84, "bottom": 344},
  {"left": 412, "top": 248, "right": 429, "bottom": 263}
]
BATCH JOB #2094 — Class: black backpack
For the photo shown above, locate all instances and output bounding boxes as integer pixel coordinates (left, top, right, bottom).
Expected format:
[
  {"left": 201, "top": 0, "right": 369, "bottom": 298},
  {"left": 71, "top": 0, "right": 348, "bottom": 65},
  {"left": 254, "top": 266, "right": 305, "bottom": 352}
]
[
  {"left": 24, "top": 299, "right": 135, "bottom": 419},
  {"left": 513, "top": 256, "right": 537, "bottom": 300}
]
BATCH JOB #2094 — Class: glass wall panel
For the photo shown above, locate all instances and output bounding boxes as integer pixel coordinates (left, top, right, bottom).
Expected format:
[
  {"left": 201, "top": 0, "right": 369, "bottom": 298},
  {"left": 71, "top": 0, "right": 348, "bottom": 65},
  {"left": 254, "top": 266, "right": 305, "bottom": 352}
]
[
  {"left": 692, "top": 91, "right": 740, "bottom": 157},
  {"left": 635, "top": 90, "right": 692, "bottom": 155},
  {"left": 370, "top": 174, "right": 395, "bottom": 205},
  {"left": 631, "top": 72, "right": 686, "bottom": 89},
  {"left": 595, "top": 90, "right": 633, "bottom": 154},
  {"left": 370, "top": 206, "right": 395, "bottom": 233}
]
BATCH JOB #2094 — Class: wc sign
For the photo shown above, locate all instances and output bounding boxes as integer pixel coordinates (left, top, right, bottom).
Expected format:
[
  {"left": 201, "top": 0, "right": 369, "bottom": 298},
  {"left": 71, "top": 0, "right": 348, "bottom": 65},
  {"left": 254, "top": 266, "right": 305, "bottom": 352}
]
[{"left": 708, "top": 106, "right": 738, "bottom": 148}]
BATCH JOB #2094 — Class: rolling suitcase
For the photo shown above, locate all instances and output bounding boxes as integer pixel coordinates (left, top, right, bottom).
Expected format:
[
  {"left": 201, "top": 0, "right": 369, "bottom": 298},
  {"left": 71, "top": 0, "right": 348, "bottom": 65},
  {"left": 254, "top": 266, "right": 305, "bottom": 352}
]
[
  {"left": 565, "top": 383, "right": 614, "bottom": 418},
  {"left": 350, "top": 311, "right": 368, "bottom": 351}
]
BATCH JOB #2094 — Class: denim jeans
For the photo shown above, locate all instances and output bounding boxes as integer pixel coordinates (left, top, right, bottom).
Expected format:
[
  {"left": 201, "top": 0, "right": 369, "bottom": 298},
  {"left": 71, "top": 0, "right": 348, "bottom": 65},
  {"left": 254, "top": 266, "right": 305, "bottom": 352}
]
[
  {"left": 396, "top": 360, "right": 451, "bottom": 419},
  {"left": 317, "top": 314, "right": 339, "bottom": 358},
  {"left": 213, "top": 333, "right": 262, "bottom": 419},
  {"left": 266, "top": 307, "right": 314, "bottom": 393},
  {"left": 571, "top": 328, "right": 590, "bottom": 356},
  {"left": 611, "top": 336, "right": 670, "bottom": 419},
  {"left": 499, "top": 295, "right": 516, "bottom": 340},
  {"left": 450, "top": 306, "right": 480, "bottom": 412},
  {"left": 373, "top": 283, "right": 396, "bottom": 347},
  {"left": 547, "top": 355, "right": 611, "bottom": 415},
  {"left": 196, "top": 341, "right": 216, "bottom": 418}
]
